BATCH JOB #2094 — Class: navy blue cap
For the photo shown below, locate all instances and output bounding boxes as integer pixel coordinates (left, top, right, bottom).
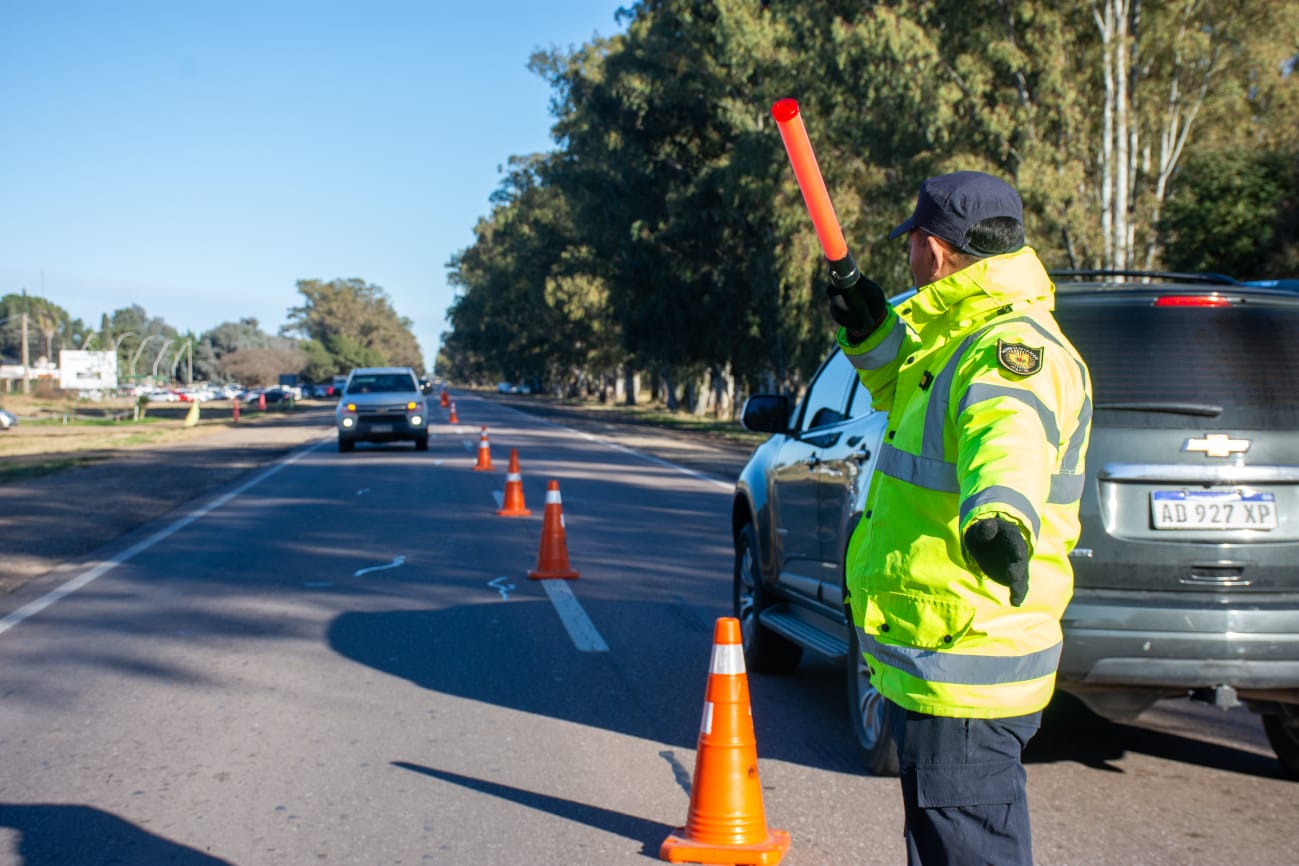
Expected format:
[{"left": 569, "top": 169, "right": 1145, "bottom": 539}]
[{"left": 889, "top": 171, "right": 1024, "bottom": 254}]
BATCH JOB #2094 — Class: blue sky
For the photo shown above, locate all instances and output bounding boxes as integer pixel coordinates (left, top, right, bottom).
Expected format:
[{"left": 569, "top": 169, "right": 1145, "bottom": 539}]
[{"left": 0, "top": 0, "right": 626, "bottom": 371}]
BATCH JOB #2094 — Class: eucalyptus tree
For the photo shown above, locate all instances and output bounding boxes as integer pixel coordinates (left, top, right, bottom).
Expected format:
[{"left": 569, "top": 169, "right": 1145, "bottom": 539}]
[
  {"left": 0, "top": 294, "right": 83, "bottom": 364},
  {"left": 284, "top": 278, "right": 424, "bottom": 377},
  {"left": 194, "top": 318, "right": 302, "bottom": 383},
  {"left": 803, "top": 0, "right": 1299, "bottom": 272}
]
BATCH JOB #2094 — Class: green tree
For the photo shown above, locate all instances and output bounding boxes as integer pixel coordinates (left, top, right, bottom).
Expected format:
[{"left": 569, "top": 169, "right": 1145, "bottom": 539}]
[
  {"left": 442, "top": 0, "right": 1299, "bottom": 407},
  {"left": 283, "top": 279, "right": 424, "bottom": 378},
  {"left": 444, "top": 154, "right": 614, "bottom": 392},
  {"left": 0, "top": 294, "right": 85, "bottom": 365},
  {"left": 195, "top": 318, "right": 302, "bottom": 383},
  {"left": 1159, "top": 149, "right": 1299, "bottom": 277}
]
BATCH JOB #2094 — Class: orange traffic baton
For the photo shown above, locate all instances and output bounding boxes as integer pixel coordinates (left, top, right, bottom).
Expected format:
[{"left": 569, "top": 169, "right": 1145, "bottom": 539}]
[
  {"left": 661, "top": 617, "right": 790, "bottom": 865},
  {"left": 473, "top": 425, "right": 494, "bottom": 471},
  {"left": 527, "top": 480, "right": 578, "bottom": 579},
  {"left": 497, "top": 449, "right": 532, "bottom": 517}
]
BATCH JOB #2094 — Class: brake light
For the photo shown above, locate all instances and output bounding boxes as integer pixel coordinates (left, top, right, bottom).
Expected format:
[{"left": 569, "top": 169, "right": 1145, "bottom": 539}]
[{"left": 1154, "top": 295, "right": 1230, "bottom": 307}]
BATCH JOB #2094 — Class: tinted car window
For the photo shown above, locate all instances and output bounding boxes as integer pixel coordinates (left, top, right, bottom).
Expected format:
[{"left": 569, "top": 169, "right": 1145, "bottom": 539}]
[
  {"left": 1055, "top": 296, "right": 1299, "bottom": 429},
  {"left": 347, "top": 374, "right": 416, "bottom": 394},
  {"left": 798, "top": 350, "right": 857, "bottom": 433}
]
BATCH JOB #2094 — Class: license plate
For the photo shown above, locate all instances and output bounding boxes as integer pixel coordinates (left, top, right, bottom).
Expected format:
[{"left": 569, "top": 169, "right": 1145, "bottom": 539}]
[
  {"left": 369, "top": 424, "right": 393, "bottom": 433},
  {"left": 1151, "top": 490, "right": 1277, "bottom": 531}
]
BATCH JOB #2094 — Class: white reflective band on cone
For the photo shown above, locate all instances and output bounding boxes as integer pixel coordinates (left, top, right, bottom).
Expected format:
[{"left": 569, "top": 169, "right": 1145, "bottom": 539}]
[
  {"left": 506, "top": 472, "right": 521, "bottom": 482},
  {"left": 545, "top": 490, "right": 562, "bottom": 504},
  {"left": 709, "top": 642, "right": 745, "bottom": 676},
  {"left": 700, "top": 701, "right": 714, "bottom": 735}
]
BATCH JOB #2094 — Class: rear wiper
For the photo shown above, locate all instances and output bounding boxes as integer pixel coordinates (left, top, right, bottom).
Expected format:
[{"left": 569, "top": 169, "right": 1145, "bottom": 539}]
[{"left": 1095, "top": 401, "right": 1223, "bottom": 417}]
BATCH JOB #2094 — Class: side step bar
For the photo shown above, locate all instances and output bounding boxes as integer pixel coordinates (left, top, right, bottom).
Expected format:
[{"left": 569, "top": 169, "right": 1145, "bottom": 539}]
[{"left": 758, "top": 605, "right": 850, "bottom": 662}]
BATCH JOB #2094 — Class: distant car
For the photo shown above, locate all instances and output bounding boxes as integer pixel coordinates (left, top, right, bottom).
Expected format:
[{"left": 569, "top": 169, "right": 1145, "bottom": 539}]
[
  {"left": 0, "top": 408, "right": 16, "bottom": 430},
  {"left": 733, "top": 272, "right": 1299, "bottom": 778},
  {"left": 335, "top": 366, "right": 429, "bottom": 452},
  {"left": 240, "top": 387, "right": 292, "bottom": 405}
]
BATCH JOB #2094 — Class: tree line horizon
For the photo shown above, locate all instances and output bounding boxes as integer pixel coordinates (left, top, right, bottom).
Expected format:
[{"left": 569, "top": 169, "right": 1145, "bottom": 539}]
[
  {"left": 0, "top": 277, "right": 425, "bottom": 388},
  {"left": 6, "top": 2, "right": 1297, "bottom": 410},
  {"left": 440, "top": 0, "right": 1298, "bottom": 416}
]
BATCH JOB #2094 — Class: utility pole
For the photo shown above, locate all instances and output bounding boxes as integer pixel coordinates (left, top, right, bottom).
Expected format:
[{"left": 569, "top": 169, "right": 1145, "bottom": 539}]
[{"left": 20, "top": 288, "right": 30, "bottom": 395}]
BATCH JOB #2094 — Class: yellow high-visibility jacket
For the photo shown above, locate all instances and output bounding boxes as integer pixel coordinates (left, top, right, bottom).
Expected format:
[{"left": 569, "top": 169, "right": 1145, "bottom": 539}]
[{"left": 839, "top": 247, "right": 1092, "bottom": 718}]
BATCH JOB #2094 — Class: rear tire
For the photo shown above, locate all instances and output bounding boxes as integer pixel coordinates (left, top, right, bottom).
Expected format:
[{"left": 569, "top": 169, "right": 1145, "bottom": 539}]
[
  {"left": 733, "top": 522, "right": 802, "bottom": 674},
  {"left": 1262, "top": 705, "right": 1299, "bottom": 779},
  {"left": 846, "top": 622, "right": 899, "bottom": 776}
]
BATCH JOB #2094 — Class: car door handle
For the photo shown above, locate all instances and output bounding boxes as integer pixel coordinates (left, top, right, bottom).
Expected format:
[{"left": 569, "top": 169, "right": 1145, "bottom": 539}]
[
  {"left": 850, "top": 449, "right": 872, "bottom": 464},
  {"left": 803, "top": 455, "right": 822, "bottom": 468}
]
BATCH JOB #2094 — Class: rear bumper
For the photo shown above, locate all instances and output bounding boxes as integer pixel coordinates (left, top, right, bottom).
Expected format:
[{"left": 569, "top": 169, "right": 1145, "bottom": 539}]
[{"left": 1059, "top": 594, "right": 1299, "bottom": 690}]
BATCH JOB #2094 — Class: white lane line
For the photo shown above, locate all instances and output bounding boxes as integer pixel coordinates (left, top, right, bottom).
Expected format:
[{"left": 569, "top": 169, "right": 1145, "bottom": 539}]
[
  {"left": 486, "top": 402, "right": 732, "bottom": 491},
  {"left": 0, "top": 437, "right": 331, "bottom": 639},
  {"left": 353, "top": 555, "right": 406, "bottom": 577},
  {"left": 541, "top": 580, "right": 609, "bottom": 652},
  {"left": 601, "top": 438, "right": 731, "bottom": 491}
]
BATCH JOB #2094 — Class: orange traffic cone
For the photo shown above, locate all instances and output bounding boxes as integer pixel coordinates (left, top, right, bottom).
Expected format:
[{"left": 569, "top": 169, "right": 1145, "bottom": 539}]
[
  {"left": 527, "top": 480, "right": 578, "bottom": 579},
  {"left": 473, "top": 425, "right": 494, "bottom": 471},
  {"left": 448, "top": 401, "right": 460, "bottom": 424},
  {"left": 661, "top": 617, "right": 791, "bottom": 865},
  {"left": 257, "top": 392, "right": 267, "bottom": 411},
  {"left": 440, "top": 388, "right": 449, "bottom": 408},
  {"left": 497, "top": 449, "right": 532, "bottom": 517}
]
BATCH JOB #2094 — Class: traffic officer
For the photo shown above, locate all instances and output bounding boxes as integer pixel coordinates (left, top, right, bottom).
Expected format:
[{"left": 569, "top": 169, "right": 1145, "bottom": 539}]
[{"left": 827, "top": 171, "right": 1093, "bottom": 865}]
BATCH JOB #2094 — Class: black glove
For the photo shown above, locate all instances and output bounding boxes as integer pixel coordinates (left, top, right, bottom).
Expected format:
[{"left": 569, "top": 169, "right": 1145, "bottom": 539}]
[
  {"left": 964, "top": 517, "right": 1030, "bottom": 607},
  {"left": 825, "top": 254, "right": 888, "bottom": 342}
]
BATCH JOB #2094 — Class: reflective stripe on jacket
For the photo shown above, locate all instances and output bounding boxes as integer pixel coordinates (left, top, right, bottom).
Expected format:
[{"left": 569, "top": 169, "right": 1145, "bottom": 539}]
[{"left": 839, "top": 246, "right": 1092, "bottom": 718}]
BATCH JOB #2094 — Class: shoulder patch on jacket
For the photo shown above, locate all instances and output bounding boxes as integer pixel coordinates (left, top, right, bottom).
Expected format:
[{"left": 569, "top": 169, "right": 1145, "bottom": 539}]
[{"left": 997, "top": 339, "right": 1043, "bottom": 376}]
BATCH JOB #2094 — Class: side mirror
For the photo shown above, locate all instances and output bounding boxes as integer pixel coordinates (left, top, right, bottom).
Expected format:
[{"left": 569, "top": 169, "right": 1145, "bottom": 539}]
[
  {"left": 741, "top": 394, "right": 791, "bottom": 434},
  {"left": 420, "top": 381, "right": 433, "bottom": 395}
]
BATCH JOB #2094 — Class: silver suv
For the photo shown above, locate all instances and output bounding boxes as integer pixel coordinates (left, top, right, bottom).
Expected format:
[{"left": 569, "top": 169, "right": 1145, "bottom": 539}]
[
  {"left": 733, "top": 273, "right": 1299, "bottom": 778},
  {"left": 335, "top": 367, "right": 431, "bottom": 452}
]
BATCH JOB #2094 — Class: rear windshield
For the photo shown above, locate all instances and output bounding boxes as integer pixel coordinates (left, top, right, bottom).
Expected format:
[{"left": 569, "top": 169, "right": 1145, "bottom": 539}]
[
  {"left": 346, "top": 373, "right": 415, "bottom": 394},
  {"left": 1055, "top": 295, "right": 1299, "bottom": 429}
]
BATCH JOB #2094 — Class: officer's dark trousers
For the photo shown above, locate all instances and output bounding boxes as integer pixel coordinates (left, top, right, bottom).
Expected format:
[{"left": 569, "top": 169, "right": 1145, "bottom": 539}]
[{"left": 888, "top": 700, "right": 1041, "bottom": 866}]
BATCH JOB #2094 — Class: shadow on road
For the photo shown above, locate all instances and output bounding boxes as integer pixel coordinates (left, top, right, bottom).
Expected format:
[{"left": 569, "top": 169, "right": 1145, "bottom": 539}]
[
  {"left": 326, "top": 599, "right": 864, "bottom": 777},
  {"left": 329, "top": 601, "right": 1287, "bottom": 783},
  {"left": 1026, "top": 693, "right": 1288, "bottom": 780},
  {"left": 392, "top": 762, "right": 672, "bottom": 858},
  {"left": 0, "top": 803, "right": 233, "bottom": 865}
]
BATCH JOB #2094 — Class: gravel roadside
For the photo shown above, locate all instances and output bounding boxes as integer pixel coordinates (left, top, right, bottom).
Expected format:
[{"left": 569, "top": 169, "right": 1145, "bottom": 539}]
[{"left": 0, "top": 394, "right": 757, "bottom": 599}]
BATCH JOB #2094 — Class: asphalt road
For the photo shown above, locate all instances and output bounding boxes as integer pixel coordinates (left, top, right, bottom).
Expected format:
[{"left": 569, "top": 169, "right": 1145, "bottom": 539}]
[{"left": 0, "top": 391, "right": 1293, "bottom": 865}]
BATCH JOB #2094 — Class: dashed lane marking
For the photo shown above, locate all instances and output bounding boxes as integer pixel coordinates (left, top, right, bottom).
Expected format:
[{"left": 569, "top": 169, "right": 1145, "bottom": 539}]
[{"left": 542, "top": 579, "right": 609, "bottom": 652}]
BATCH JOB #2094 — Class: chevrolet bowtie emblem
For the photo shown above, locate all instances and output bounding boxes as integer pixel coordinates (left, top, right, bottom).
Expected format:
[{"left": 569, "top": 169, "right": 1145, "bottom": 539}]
[{"left": 1183, "top": 434, "right": 1251, "bottom": 458}]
